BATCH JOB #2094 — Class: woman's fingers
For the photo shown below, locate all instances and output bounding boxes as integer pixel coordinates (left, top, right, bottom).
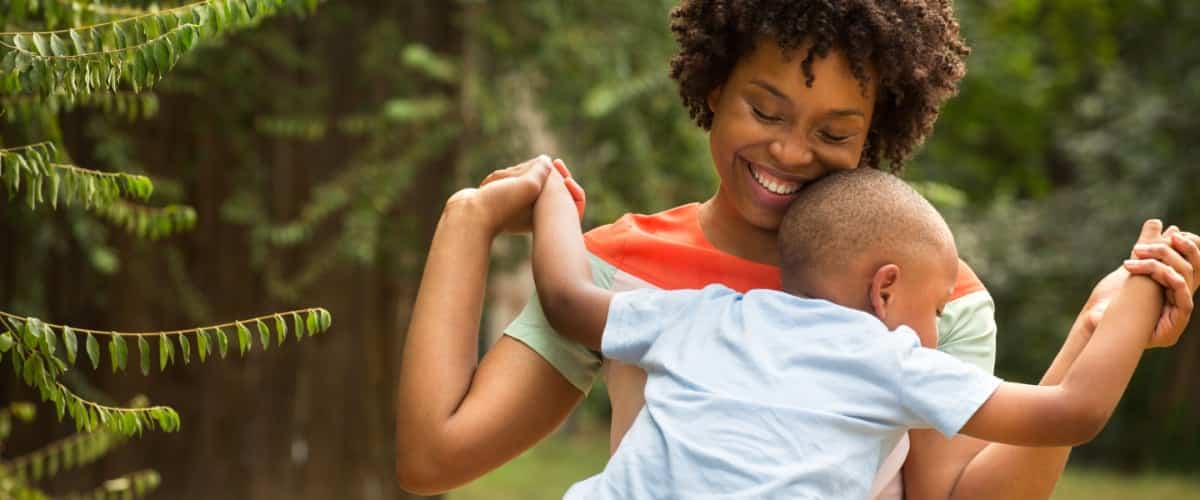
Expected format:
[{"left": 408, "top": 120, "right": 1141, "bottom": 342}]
[
  {"left": 1124, "top": 258, "right": 1189, "bottom": 292},
  {"left": 1170, "top": 231, "right": 1200, "bottom": 291},
  {"left": 1124, "top": 258, "right": 1193, "bottom": 348},
  {"left": 1124, "top": 258, "right": 1192, "bottom": 314},
  {"left": 481, "top": 155, "right": 553, "bottom": 187},
  {"left": 1132, "top": 243, "right": 1194, "bottom": 286}
]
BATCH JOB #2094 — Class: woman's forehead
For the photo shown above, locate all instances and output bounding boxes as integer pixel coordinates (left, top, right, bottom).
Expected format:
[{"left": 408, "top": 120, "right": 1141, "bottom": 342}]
[{"left": 734, "top": 38, "right": 876, "bottom": 103}]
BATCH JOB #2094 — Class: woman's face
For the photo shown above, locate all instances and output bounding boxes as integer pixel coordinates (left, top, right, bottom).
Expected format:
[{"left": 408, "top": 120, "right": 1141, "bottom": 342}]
[{"left": 707, "top": 38, "right": 877, "bottom": 230}]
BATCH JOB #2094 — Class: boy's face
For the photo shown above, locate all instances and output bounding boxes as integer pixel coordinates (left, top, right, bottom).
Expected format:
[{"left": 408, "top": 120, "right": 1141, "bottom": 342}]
[
  {"left": 879, "top": 245, "right": 960, "bottom": 348},
  {"left": 705, "top": 37, "right": 877, "bottom": 231}
]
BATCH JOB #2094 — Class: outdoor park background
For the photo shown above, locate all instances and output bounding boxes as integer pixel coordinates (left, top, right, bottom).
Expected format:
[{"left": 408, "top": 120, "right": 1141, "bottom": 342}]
[{"left": 1, "top": 1, "right": 1198, "bottom": 499}]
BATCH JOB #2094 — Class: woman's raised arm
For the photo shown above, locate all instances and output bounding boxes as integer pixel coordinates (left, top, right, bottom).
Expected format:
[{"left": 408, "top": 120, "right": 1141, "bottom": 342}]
[{"left": 395, "top": 158, "right": 586, "bottom": 495}]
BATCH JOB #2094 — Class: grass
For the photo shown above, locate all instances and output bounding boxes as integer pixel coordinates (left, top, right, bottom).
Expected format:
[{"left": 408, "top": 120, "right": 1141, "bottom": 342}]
[{"left": 450, "top": 430, "right": 1200, "bottom": 500}]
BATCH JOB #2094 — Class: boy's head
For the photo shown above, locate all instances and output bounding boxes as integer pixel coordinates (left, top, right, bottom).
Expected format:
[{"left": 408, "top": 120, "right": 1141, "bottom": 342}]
[{"left": 779, "top": 169, "right": 958, "bottom": 347}]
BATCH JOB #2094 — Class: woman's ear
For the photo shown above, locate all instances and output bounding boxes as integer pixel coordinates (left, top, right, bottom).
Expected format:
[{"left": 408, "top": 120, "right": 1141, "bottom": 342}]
[
  {"left": 707, "top": 85, "right": 723, "bottom": 114},
  {"left": 869, "top": 264, "right": 900, "bottom": 322}
]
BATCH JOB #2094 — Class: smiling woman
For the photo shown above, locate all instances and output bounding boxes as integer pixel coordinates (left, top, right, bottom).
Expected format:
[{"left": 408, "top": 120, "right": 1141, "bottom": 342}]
[{"left": 703, "top": 38, "right": 875, "bottom": 243}]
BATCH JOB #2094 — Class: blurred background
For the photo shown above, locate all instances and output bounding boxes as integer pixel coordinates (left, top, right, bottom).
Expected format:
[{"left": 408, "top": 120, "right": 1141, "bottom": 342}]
[{"left": 1, "top": 0, "right": 1198, "bottom": 499}]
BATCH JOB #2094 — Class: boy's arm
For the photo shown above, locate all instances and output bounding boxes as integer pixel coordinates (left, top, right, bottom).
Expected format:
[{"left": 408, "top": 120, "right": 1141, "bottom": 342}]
[
  {"left": 958, "top": 268, "right": 1162, "bottom": 446},
  {"left": 907, "top": 223, "right": 1200, "bottom": 500},
  {"left": 531, "top": 171, "right": 614, "bottom": 352}
]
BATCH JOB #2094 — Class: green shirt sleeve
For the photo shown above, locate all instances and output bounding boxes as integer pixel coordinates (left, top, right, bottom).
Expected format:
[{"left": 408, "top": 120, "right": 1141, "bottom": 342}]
[
  {"left": 936, "top": 290, "right": 998, "bottom": 375},
  {"left": 504, "top": 253, "right": 618, "bottom": 394}
]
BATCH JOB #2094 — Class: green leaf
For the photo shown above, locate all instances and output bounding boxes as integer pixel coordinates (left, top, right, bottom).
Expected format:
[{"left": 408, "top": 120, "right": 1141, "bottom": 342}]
[
  {"left": 20, "top": 318, "right": 39, "bottom": 345},
  {"left": 113, "top": 23, "right": 128, "bottom": 49},
  {"left": 86, "top": 333, "right": 99, "bottom": 369},
  {"left": 306, "top": 310, "right": 318, "bottom": 336},
  {"left": 319, "top": 309, "right": 332, "bottom": 332},
  {"left": 178, "top": 334, "right": 191, "bottom": 364},
  {"left": 61, "top": 326, "right": 76, "bottom": 364},
  {"left": 40, "top": 322, "right": 56, "bottom": 357},
  {"left": 235, "top": 321, "right": 251, "bottom": 355},
  {"left": 196, "top": 329, "right": 209, "bottom": 362},
  {"left": 256, "top": 320, "right": 270, "bottom": 350},
  {"left": 48, "top": 171, "right": 60, "bottom": 209},
  {"left": 132, "top": 49, "right": 147, "bottom": 91},
  {"left": 109, "top": 336, "right": 127, "bottom": 372},
  {"left": 138, "top": 336, "right": 150, "bottom": 376},
  {"left": 159, "top": 334, "right": 173, "bottom": 371},
  {"left": 215, "top": 327, "right": 229, "bottom": 358},
  {"left": 0, "top": 332, "right": 13, "bottom": 352},
  {"left": 275, "top": 314, "right": 287, "bottom": 346},
  {"left": 14, "top": 34, "right": 34, "bottom": 53},
  {"left": 292, "top": 313, "right": 303, "bottom": 341},
  {"left": 155, "top": 37, "right": 172, "bottom": 72},
  {"left": 69, "top": 30, "right": 88, "bottom": 55},
  {"left": 32, "top": 33, "right": 51, "bottom": 56},
  {"left": 49, "top": 33, "right": 70, "bottom": 57}
]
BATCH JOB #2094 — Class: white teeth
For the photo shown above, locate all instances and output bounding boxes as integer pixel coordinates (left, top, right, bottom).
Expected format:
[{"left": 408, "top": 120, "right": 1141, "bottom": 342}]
[{"left": 747, "top": 161, "right": 801, "bottom": 195}]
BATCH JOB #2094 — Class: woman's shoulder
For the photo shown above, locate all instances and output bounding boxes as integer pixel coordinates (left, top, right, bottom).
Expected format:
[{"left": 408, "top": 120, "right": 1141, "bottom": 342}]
[
  {"left": 583, "top": 203, "right": 780, "bottom": 292},
  {"left": 953, "top": 259, "right": 988, "bottom": 299},
  {"left": 584, "top": 203, "right": 707, "bottom": 248}
]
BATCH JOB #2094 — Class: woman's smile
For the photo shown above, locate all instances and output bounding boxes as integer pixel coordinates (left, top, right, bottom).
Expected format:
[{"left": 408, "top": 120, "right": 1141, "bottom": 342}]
[{"left": 738, "top": 154, "right": 808, "bottom": 215}]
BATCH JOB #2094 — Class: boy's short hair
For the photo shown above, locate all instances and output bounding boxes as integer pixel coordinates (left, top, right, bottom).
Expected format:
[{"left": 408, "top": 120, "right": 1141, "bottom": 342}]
[
  {"left": 668, "top": 0, "right": 969, "bottom": 171},
  {"left": 779, "top": 169, "right": 952, "bottom": 295}
]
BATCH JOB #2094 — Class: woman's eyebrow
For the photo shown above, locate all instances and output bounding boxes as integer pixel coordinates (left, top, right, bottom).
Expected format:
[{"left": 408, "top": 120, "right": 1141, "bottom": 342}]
[
  {"left": 826, "top": 109, "right": 866, "bottom": 118},
  {"left": 749, "top": 79, "right": 866, "bottom": 118},
  {"left": 749, "top": 79, "right": 790, "bottom": 103}
]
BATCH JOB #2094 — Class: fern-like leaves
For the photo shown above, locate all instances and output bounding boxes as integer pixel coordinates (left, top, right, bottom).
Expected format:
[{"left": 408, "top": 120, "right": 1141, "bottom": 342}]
[
  {"left": 0, "top": 0, "right": 314, "bottom": 99},
  {"left": 1, "top": 91, "right": 160, "bottom": 122},
  {"left": 0, "top": 141, "right": 153, "bottom": 210},
  {"left": 0, "top": 308, "right": 332, "bottom": 435},
  {"left": 96, "top": 200, "right": 197, "bottom": 239},
  {"left": 58, "top": 469, "right": 162, "bottom": 500}
]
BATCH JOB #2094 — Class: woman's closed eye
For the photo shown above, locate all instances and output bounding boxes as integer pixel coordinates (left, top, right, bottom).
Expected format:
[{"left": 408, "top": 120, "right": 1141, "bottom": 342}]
[
  {"left": 751, "top": 105, "right": 783, "bottom": 123},
  {"left": 818, "top": 130, "right": 852, "bottom": 144}
]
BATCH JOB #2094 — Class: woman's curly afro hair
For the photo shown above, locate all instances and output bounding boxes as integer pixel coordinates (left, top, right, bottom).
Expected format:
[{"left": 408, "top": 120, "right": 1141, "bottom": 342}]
[{"left": 669, "top": 0, "right": 970, "bottom": 171}]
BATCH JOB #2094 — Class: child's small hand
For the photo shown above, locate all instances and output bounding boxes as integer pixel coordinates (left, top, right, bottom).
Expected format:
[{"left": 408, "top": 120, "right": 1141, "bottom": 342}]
[{"left": 445, "top": 155, "right": 554, "bottom": 234}]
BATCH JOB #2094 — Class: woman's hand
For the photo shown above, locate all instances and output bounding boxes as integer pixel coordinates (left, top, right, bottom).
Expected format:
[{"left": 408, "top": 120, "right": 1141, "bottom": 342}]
[
  {"left": 445, "top": 155, "right": 566, "bottom": 235},
  {"left": 1082, "top": 222, "right": 1200, "bottom": 348},
  {"left": 473, "top": 156, "right": 586, "bottom": 233}
]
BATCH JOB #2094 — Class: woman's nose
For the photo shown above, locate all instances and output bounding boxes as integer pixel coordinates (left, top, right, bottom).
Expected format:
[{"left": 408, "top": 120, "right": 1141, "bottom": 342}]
[{"left": 768, "top": 137, "right": 814, "bottom": 171}]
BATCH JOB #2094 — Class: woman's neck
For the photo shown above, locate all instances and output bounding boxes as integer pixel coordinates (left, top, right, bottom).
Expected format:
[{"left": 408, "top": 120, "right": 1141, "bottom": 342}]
[{"left": 698, "top": 195, "right": 780, "bottom": 266}]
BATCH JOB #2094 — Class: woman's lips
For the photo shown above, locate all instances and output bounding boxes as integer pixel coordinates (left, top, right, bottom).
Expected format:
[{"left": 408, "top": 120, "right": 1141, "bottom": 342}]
[{"left": 742, "top": 156, "right": 804, "bottom": 196}]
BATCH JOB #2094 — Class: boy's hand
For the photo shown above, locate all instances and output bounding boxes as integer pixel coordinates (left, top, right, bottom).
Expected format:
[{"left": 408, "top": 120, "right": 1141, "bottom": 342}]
[
  {"left": 1084, "top": 220, "right": 1200, "bottom": 348},
  {"left": 471, "top": 156, "right": 586, "bottom": 233},
  {"left": 446, "top": 156, "right": 553, "bottom": 235}
]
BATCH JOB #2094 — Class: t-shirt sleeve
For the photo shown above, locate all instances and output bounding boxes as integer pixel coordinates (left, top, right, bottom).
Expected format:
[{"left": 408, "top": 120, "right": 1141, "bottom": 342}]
[
  {"left": 937, "top": 289, "right": 998, "bottom": 375},
  {"left": 895, "top": 328, "right": 1003, "bottom": 437},
  {"left": 504, "top": 253, "right": 616, "bottom": 394},
  {"left": 601, "top": 287, "right": 719, "bottom": 365}
]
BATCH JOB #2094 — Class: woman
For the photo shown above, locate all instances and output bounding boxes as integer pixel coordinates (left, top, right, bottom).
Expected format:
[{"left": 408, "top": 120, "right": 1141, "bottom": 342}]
[{"left": 396, "top": 1, "right": 1200, "bottom": 498}]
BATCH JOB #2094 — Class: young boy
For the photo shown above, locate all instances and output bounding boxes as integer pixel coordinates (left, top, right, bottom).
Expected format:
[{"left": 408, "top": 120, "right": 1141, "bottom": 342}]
[{"left": 528, "top": 168, "right": 1165, "bottom": 499}]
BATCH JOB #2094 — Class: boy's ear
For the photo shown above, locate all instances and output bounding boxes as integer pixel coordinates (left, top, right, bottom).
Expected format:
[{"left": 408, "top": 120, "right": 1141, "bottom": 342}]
[
  {"left": 869, "top": 264, "right": 901, "bottom": 321},
  {"left": 707, "top": 85, "right": 723, "bottom": 114}
]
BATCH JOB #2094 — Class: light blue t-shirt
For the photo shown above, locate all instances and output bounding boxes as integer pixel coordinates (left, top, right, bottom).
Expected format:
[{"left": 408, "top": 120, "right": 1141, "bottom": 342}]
[{"left": 564, "top": 285, "right": 1002, "bottom": 500}]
